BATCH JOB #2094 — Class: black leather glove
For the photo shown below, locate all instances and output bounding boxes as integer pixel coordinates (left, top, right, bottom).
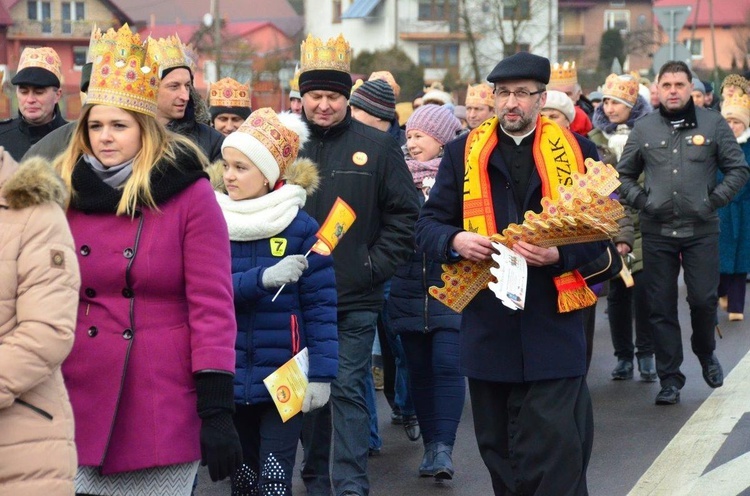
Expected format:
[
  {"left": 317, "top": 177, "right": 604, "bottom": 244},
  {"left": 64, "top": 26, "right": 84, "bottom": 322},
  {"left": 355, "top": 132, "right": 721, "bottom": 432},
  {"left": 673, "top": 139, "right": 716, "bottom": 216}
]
[{"left": 195, "top": 372, "right": 243, "bottom": 481}]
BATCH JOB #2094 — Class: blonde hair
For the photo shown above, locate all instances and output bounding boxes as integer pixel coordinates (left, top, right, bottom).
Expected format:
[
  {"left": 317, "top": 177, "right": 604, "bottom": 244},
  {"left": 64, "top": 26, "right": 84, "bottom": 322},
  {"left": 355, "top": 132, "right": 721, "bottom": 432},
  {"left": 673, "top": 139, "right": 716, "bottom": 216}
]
[{"left": 55, "top": 104, "right": 208, "bottom": 216}]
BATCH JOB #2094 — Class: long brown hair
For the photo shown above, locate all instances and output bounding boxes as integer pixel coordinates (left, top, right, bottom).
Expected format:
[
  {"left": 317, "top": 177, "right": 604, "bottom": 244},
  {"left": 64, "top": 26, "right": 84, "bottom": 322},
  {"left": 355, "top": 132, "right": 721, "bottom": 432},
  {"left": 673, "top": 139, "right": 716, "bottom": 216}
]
[{"left": 55, "top": 104, "right": 208, "bottom": 216}]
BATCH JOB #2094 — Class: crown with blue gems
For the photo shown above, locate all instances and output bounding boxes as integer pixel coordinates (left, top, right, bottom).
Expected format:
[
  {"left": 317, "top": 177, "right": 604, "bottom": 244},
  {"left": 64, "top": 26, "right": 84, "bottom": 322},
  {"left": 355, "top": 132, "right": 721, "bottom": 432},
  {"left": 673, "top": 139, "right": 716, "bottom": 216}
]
[{"left": 85, "top": 24, "right": 160, "bottom": 117}]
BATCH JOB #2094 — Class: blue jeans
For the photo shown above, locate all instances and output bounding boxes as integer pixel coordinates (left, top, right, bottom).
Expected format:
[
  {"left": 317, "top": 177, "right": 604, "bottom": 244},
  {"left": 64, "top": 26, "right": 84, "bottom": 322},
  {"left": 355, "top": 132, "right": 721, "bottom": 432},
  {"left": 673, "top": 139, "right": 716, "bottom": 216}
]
[
  {"left": 401, "top": 330, "right": 465, "bottom": 445},
  {"left": 379, "top": 281, "right": 414, "bottom": 417},
  {"left": 302, "top": 310, "right": 378, "bottom": 496},
  {"left": 365, "top": 363, "right": 382, "bottom": 451}
]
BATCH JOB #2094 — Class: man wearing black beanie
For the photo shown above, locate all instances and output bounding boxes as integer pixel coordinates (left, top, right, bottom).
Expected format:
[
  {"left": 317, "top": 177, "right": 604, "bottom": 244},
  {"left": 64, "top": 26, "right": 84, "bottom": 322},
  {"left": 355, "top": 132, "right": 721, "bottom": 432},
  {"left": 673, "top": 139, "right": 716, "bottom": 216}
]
[{"left": 297, "top": 34, "right": 420, "bottom": 496}]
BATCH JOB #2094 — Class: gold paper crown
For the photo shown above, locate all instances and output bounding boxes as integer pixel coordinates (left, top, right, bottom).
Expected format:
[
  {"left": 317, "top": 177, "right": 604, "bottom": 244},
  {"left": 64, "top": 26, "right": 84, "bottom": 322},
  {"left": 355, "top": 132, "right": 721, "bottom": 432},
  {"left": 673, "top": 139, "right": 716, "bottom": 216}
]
[
  {"left": 237, "top": 108, "right": 300, "bottom": 176},
  {"left": 550, "top": 61, "right": 577, "bottom": 86},
  {"left": 299, "top": 34, "right": 351, "bottom": 73},
  {"left": 430, "top": 159, "right": 624, "bottom": 312},
  {"left": 148, "top": 35, "right": 197, "bottom": 78},
  {"left": 465, "top": 83, "right": 494, "bottom": 107},
  {"left": 721, "top": 94, "right": 750, "bottom": 126},
  {"left": 369, "top": 71, "right": 400, "bottom": 98},
  {"left": 17, "top": 47, "right": 63, "bottom": 82},
  {"left": 209, "top": 77, "right": 250, "bottom": 108},
  {"left": 602, "top": 73, "right": 638, "bottom": 106},
  {"left": 722, "top": 74, "right": 749, "bottom": 94},
  {"left": 86, "top": 24, "right": 160, "bottom": 117},
  {"left": 289, "top": 70, "right": 300, "bottom": 92}
]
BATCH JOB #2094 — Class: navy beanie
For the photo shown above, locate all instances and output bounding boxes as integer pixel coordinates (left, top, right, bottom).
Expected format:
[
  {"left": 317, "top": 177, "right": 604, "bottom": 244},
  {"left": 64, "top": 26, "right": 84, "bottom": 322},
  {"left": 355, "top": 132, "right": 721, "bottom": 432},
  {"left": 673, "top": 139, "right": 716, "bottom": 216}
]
[
  {"left": 299, "top": 69, "right": 352, "bottom": 97},
  {"left": 349, "top": 79, "right": 396, "bottom": 121}
]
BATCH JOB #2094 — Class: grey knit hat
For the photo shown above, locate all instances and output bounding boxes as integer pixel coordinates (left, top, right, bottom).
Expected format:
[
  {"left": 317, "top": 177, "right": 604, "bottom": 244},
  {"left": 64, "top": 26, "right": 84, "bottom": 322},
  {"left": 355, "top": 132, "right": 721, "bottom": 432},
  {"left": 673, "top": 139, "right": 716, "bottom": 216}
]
[
  {"left": 406, "top": 104, "right": 462, "bottom": 145},
  {"left": 349, "top": 79, "right": 396, "bottom": 121}
]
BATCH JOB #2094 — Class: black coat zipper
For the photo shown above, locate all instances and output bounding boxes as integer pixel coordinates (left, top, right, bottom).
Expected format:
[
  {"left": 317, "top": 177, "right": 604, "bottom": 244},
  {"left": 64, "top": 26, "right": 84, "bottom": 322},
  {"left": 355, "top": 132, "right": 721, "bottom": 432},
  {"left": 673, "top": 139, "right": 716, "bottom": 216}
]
[{"left": 15, "top": 398, "right": 53, "bottom": 420}]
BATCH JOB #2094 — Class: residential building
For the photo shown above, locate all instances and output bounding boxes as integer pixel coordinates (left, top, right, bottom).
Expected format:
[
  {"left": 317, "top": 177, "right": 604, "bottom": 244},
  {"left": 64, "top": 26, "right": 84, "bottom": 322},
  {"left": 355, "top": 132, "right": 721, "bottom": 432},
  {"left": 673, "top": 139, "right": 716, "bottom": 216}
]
[
  {"left": 654, "top": 0, "right": 750, "bottom": 72},
  {"left": 303, "top": 0, "right": 556, "bottom": 89},
  {"left": 558, "top": 0, "right": 653, "bottom": 75},
  {"left": 0, "top": 0, "right": 131, "bottom": 119}
]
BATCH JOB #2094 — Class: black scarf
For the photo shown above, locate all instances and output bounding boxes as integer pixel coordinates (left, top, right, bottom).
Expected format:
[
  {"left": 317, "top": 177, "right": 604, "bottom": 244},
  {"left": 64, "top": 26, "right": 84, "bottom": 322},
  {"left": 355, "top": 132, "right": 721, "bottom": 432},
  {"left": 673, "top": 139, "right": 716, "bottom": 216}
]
[
  {"left": 659, "top": 96, "right": 697, "bottom": 130},
  {"left": 70, "top": 145, "right": 208, "bottom": 213}
]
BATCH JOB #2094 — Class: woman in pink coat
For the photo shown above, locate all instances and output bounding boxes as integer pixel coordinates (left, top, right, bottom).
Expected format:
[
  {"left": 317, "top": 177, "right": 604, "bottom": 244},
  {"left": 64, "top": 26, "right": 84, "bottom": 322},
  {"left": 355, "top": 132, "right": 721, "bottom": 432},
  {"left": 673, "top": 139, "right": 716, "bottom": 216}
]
[{"left": 54, "top": 26, "right": 241, "bottom": 495}]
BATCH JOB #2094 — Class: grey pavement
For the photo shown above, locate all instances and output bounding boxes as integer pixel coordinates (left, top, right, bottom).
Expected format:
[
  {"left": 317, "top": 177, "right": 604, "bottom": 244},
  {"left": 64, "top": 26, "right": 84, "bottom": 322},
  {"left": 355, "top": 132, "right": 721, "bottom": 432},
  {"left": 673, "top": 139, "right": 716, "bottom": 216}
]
[{"left": 195, "top": 279, "right": 750, "bottom": 495}]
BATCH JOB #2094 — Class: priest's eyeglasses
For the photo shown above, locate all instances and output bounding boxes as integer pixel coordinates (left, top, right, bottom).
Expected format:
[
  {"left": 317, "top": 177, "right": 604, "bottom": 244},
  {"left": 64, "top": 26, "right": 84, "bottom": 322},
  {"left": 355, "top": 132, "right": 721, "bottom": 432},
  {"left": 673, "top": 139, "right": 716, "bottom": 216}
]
[{"left": 493, "top": 88, "right": 545, "bottom": 102}]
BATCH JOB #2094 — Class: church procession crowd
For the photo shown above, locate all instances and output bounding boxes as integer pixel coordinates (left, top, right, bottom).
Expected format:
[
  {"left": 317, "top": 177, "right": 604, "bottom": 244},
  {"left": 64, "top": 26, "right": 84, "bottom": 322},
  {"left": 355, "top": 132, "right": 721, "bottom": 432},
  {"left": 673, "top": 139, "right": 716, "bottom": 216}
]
[{"left": 1, "top": 20, "right": 750, "bottom": 496}]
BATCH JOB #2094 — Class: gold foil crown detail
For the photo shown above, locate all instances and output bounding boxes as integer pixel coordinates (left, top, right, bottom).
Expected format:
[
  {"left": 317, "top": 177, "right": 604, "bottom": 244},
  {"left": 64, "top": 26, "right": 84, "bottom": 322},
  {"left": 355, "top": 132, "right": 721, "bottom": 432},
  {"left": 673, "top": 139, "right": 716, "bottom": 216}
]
[
  {"left": 17, "top": 46, "right": 63, "bottom": 82},
  {"left": 289, "top": 70, "right": 300, "bottom": 92},
  {"left": 148, "top": 35, "right": 197, "bottom": 77},
  {"left": 209, "top": 77, "right": 251, "bottom": 108},
  {"left": 603, "top": 73, "right": 639, "bottom": 106},
  {"left": 86, "top": 24, "right": 160, "bottom": 117},
  {"left": 300, "top": 34, "right": 352, "bottom": 73},
  {"left": 239, "top": 108, "right": 300, "bottom": 175},
  {"left": 550, "top": 61, "right": 578, "bottom": 86},
  {"left": 465, "top": 83, "right": 494, "bottom": 107}
]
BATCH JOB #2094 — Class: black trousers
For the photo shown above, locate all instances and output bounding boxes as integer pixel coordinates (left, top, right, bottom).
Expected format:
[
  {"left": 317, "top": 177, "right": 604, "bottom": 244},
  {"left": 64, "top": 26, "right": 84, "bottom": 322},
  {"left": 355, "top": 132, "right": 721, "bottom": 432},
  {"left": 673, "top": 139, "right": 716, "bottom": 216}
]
[
  {"left": 468, "top": 376, "right": 593, "bottom": 496},
  {"left": 607, "top": 271, "right": 654, "bottom": 361},
  {"left": 642, "top": 232, "right": 719, "bottom": 389}
]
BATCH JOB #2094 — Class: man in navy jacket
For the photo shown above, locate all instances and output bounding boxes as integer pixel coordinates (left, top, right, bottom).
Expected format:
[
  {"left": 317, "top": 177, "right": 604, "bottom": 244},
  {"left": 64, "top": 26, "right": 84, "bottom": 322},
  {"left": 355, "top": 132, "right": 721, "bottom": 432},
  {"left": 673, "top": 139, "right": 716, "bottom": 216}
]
[{"left": 415, "top": 52, "right": 605, "bottom": 495}]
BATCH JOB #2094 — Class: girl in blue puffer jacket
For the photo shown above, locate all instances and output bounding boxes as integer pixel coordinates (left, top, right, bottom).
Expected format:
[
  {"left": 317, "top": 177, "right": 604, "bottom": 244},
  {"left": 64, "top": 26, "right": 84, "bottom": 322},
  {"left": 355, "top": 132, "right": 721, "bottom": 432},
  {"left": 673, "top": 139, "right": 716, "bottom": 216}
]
[{"left": 214, "top": 108, "right": 338, "bottom": 496}]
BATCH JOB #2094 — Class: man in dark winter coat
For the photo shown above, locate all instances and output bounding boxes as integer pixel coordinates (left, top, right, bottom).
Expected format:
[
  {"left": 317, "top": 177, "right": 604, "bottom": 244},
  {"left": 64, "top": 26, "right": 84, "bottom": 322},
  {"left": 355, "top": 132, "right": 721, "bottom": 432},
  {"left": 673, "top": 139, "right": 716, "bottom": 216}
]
[
  {"left": 617, "top": 60, "right": 750, "bottom": 406},
  {"left": 151, "top": 36, "right": 224, "bottom": 161},
  {"left": 297, "top": 34, "right": 420, "bottom": 496},
  {"left": 0, "top": 47, "right": 67, "bottom": 161},
  {"left": 415, "top": 51, "right": 606, "bottom": 495}
]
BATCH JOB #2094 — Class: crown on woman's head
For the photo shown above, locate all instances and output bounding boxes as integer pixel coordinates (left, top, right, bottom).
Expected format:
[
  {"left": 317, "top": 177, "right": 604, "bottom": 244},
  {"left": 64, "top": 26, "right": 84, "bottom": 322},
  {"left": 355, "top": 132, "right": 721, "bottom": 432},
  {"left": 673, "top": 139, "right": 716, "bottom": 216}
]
[
  {"left": 85, "top": 24, "right": 160, "bottom": 117},
  {"left": 299, "top": 34, "right": 351, "bottom": 73},
  {"left": 209, "top": 77, "right": 251, "bottom": 108},
  {"left": 148, "top": 35, "right": 197, "bottom": 78}
]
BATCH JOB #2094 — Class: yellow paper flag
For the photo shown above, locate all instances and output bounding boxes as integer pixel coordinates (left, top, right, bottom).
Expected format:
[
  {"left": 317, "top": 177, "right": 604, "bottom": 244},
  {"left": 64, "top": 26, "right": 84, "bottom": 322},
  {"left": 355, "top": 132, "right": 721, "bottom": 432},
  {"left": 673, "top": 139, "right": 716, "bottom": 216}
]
[{"left": 311, "top": 197, "right": 356, "bottom": 255}]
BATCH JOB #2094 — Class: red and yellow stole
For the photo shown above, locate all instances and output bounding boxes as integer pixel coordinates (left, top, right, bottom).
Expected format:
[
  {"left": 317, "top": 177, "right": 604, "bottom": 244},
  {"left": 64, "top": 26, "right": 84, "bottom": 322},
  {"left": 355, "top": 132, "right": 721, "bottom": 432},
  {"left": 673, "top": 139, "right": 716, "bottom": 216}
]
[{"left": 462, "top": 115, "right": 596, "bottom": 312}]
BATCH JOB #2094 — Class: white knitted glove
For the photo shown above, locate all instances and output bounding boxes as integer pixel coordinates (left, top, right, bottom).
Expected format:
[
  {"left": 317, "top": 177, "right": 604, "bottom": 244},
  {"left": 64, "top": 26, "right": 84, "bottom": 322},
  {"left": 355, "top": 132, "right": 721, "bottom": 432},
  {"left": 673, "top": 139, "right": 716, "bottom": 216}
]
[
  {"left": 261, "top": 255, "right": 308, "bottom": 290},
  {"left": 302, "top": 382, "right": 331, "bottom": 412}
]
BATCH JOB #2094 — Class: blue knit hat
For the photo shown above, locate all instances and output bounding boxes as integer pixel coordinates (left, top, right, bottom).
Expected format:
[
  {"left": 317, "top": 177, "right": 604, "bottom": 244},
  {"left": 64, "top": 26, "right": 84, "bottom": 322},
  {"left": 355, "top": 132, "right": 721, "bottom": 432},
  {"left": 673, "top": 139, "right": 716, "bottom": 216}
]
[{"left": 406, "top": 104, "right": 461, "bottom": 145}]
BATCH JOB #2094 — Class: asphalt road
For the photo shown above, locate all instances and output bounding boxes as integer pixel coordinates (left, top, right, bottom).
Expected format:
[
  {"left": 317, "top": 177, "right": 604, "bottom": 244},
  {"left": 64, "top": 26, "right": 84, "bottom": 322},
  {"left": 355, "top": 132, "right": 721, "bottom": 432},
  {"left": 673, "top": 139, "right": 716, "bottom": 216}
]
[{"left": 195, "top": 279, "right": 750, "bottom": 495}]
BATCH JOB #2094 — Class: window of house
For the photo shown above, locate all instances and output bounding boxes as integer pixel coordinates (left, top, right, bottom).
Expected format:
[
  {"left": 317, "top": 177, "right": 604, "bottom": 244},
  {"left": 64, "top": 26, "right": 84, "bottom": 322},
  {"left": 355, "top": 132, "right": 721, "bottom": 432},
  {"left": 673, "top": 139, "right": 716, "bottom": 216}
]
[
  {"left": 418, "top": 0, "right": 458, "bottom": 21},
  {"left": 604, "top": 10, "right": 630, "bottom": 33},
  {"left": 685, "top": 38, "right": 703, "bottom": 59},
  {"left": 333, "top": 0, "right": 342, "bottom": 23},
  {"left": 503, "top": 0, "right": 530, "bottom": 20},
  {"left": 418, "top": 43, "right": 459, "bottom": 68},
  {"left": 27, "top": 1, "right": 51, "bottom": 34},
  {"left": 62, "top": 2, "right": 85, "bottom": 34},
  {"left": 73, "top": 46, "right": 87, "bottom": 69}
]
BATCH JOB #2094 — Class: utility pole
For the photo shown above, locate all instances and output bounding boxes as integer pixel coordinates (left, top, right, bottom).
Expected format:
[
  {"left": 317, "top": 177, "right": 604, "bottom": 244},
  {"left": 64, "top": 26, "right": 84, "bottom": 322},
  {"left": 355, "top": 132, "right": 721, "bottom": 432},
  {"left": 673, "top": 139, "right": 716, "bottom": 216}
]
[
  {"left": 212, "top": 0, "right": 221, "bottom": 79},
  {"left": 709, "top": 0, "right": 718, "bottom": 88}
]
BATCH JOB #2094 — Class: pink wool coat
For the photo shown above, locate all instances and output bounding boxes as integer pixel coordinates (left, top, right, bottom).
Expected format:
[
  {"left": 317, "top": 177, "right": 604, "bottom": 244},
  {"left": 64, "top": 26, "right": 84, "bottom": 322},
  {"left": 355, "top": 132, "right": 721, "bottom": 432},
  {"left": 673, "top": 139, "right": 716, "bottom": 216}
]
[{"left": 62, "top": 178, "right": 237, "bottom": 474}]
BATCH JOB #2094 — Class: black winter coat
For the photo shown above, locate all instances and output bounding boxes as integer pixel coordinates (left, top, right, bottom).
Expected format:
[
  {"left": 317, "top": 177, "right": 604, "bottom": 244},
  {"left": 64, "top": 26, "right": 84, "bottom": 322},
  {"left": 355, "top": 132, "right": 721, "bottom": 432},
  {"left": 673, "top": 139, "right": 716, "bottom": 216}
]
[
  {"left": 300, "top": 109, "right": 420, "bottom": 313},
  {"left": 0, "top": 106, "right": 68, "bottom": 161},
  {"left": 415, "top": 128, "right": 606, "bottom": 382}
]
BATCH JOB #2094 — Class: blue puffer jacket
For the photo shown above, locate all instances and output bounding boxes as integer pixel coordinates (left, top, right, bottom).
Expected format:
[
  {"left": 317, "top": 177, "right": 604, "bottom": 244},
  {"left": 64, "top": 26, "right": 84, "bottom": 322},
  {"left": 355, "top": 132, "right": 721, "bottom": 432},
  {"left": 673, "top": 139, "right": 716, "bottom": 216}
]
[{"left": 231, "top": 210, "right": 338, "bottom": 405}]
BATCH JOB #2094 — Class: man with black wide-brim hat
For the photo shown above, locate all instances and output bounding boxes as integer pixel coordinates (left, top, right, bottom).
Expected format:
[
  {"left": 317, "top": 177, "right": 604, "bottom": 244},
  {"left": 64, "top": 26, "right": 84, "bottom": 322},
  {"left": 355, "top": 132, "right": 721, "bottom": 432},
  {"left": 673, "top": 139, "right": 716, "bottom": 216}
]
[
  {"left": 0, "top": 47, "right": 68, "bottom": 160},
  {"left": 415, "top": 51, "right": 606, "bottom": 495}
]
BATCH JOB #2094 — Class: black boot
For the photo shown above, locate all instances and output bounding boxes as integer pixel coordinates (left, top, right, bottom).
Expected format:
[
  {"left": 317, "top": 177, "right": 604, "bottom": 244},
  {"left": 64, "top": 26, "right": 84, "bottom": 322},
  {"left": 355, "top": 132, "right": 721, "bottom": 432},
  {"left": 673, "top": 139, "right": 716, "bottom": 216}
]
[
  {"left": 403, "top": 414, "right": 421, "bottom": 441},
  {"left": 638, "top": 355, "right": 657, "bottom": 382},
  {"left": 419, "top": 442, "right": 436, "bottom": 477},
  {"left": 611, "top": 359, "right": 634, "bottom": 380},
  {"left": 433, "top": 442, "right": 454, "bottom": 481}
]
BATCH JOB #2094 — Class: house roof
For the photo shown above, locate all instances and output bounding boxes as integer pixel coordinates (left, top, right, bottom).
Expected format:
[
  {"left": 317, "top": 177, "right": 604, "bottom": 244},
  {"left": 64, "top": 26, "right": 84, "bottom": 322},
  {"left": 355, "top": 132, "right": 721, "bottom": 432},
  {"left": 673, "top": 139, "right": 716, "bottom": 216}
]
[
  {"left": 112, "top": 0, "right": 303, "bottom": 37},
  {"left": 0, "top": 0, "right": 12, "bottom": 26},
  {"left": 653, "top": 0, "right": 750, "bottom": 27}
]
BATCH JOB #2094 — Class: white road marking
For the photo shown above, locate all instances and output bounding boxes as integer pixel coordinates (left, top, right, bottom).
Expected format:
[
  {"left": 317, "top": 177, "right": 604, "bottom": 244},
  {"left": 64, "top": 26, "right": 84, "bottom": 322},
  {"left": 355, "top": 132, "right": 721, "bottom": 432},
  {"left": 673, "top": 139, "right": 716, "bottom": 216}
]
[{"left": 629, "top": 351, "right": 750, "bottom": 495}]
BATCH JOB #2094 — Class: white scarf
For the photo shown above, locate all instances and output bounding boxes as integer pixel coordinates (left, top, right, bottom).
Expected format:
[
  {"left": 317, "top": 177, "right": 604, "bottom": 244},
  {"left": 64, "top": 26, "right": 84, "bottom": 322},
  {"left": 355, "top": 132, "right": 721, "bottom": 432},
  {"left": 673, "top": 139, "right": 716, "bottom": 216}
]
[
  {"left": 215, "top": 184, "right": 307, "bottom": 241},
  {"left": 737, "top": 127, "right": 750, "bottom": 145}
]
